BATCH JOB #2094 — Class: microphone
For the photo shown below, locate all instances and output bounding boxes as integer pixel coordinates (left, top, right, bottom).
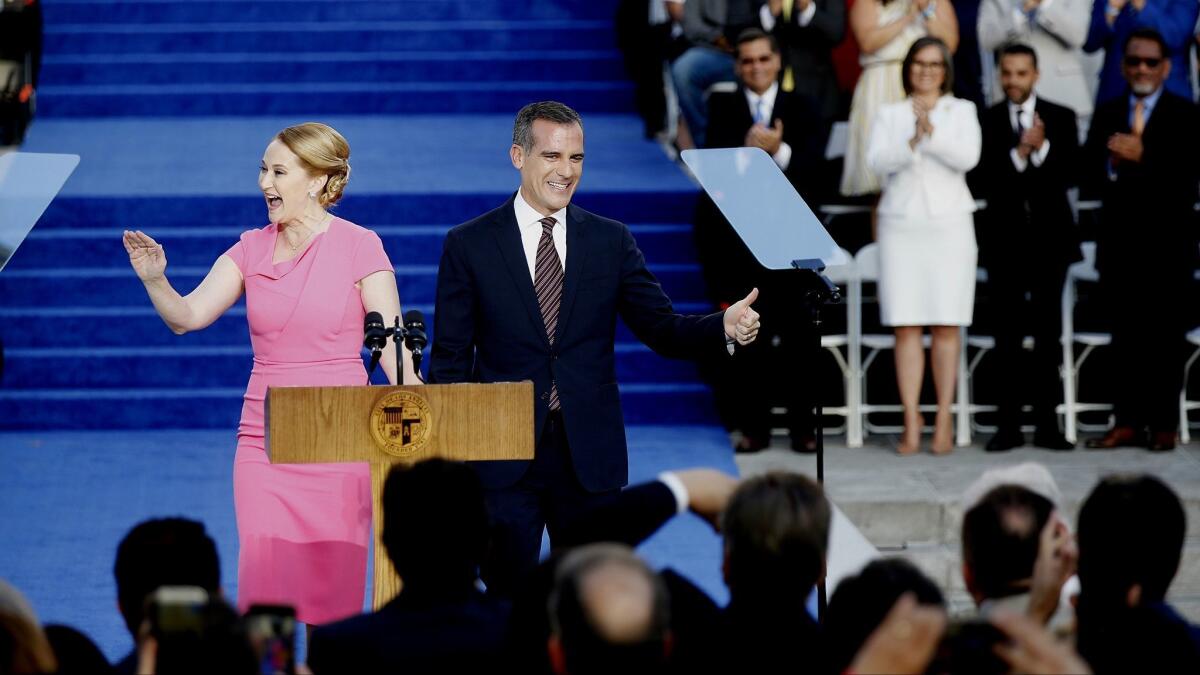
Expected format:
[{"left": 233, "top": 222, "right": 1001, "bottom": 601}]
[
  {"left": 364, "top": 311, "right": 388, "bottom": 374},
  {"left": 402, "top": 310, "right": 427, "bottom": 354}
]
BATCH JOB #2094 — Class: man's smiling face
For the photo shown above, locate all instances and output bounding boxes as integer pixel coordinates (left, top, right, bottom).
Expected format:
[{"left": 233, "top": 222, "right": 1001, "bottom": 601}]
[{"left": 511, "top": 119, "right": 584, "bottom": 216}]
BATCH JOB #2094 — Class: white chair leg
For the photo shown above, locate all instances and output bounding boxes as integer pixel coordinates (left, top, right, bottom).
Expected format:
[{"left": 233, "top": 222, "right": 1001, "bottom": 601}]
[{"left": 956, "top": 328, "right": 970, "bottom": 447}]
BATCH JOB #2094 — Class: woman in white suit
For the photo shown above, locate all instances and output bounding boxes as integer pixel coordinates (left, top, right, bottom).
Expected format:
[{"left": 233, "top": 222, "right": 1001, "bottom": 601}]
[{"left": 867, "top": 36, "right": 981, "bottom": 455}]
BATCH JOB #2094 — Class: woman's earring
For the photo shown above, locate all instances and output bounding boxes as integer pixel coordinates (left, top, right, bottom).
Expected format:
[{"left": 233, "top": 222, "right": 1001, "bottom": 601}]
[{"left": 308, "top": 191, "right": 316, "bottom": 199}]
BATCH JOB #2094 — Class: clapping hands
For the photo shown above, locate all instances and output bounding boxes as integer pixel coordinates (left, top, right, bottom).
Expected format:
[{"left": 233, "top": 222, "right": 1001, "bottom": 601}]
[
  {"left": 1017, "top": 113, "right": 1046, "bottom": 159},
  {"left": 745, "top": 119, "right": 785, "bottom": 155}
]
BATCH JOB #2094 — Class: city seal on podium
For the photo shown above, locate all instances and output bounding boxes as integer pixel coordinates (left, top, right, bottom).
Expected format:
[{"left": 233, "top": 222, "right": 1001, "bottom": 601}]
[{"left": 370, "top": 390, "right": 433, "bottom": 458}]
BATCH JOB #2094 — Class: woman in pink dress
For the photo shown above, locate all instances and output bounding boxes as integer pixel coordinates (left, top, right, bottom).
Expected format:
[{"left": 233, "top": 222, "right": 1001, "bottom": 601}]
[{"left": 122, "top": 123, "right": 417, "bottom": 628}]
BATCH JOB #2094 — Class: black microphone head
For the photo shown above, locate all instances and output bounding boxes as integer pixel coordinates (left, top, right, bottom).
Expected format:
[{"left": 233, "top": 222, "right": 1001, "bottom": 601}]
[
  {"left": 363, "top": 311, "right": 387, "bottom": 350},
  {"left": 402, "top": 309, "right": 424, "bottom": 327},
  {"left": 365, "top": 311, "right": 385, "bottom": 329},
  {"left": 402, "top": 310, "right": 427, "bottom": 351}
]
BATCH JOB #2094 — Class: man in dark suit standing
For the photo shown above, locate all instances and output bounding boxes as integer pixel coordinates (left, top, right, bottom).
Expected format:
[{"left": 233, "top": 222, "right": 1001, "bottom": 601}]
[
  {"left": 696, "top": 28, "right": 826, "bottom": 453},
  {"left": 429, "top": 101, "right": 761, "bottom": 596},
  {"left": 1081, "top": 28, "right": 1200, "bottom": 452},
  {"left": 979, "top": 42, "right": 1081, "bottom": 452}
]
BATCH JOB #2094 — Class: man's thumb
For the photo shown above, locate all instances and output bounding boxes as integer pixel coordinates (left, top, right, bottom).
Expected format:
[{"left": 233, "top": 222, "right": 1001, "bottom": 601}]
[{"left": 741, "top": 287, "right": 759, "bottom": 306}]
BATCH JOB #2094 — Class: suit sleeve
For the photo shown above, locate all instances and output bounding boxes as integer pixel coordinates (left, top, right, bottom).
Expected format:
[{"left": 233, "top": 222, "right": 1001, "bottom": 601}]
[
  {"left": 1083, "top": 0, "right": 1113, "bottom": 53},
  {"left": 1034, "top": 106, "right": 1080, "bottom": 191},
  {"left": 1079, "top": 102, "right": 1113, "bottom": 197},
  {"left": 1036, "top": 0, "right": 1091, "bottom": 48},
  {"left": 866, "top": 105, "right": 918, "bottom": 176},
  {"left": 978, "top": 0, "right": 1020, "bottom": 51},
  {"left": 1132, "top": 0, "right": 1198, "bottom": 50},
  {"left": 704, "top": 94, "right": 742, "bottom": 149},
  {"left": 616, "top": 225, "right": 726, "bottom": 359},
  {"left": 922, "top": 102, "right": 983, "bottom": 172},
  {"left": 780, "top": 0, "right": 846, "bottom": 45},
  {"left": 554, "top": 480, "right": 680, "bottom": 549},
  {"left": 428, "top": 228, "right": 476, "bottom": 384}
]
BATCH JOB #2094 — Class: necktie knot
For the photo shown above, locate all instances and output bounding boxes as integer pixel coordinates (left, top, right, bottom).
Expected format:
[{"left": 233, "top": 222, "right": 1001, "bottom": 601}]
[{"left": 539, "top": 216, "right": 556, "bottom": 236}]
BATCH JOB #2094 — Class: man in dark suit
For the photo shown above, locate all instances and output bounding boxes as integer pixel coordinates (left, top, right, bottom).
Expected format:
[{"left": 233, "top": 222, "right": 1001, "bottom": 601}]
[
  {"left": 696, "top": 28, "right": 827, "bottom": 453},
  {"left": 429, "top": 101, "right": 761, "bottom": 596},
  {"left": 307, "top": 459, "right": 510, "bottom": 673},
  {"left": 979, "top": 42, "right": 1081, "bottom": 452},
  {"left": 1081, "top": 28, "right": 1200, "bottom": 452}
]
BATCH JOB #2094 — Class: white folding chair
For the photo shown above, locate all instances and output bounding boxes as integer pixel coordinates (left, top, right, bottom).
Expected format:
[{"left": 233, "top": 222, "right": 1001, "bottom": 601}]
[
  {"left": 854, "top": 243, "right": 971, "bottom": 446},
  {"left": 1058, "top": 242, "right": 1112, "bottom": 443},
  {"left": 1180, "top": 326, "right": 1200, "bottom": 444}
]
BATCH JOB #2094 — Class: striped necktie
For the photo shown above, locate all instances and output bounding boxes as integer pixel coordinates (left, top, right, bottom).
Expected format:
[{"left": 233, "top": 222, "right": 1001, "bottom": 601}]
[{"left": 534, "top": 216, "right": 563, "bottom": 410}]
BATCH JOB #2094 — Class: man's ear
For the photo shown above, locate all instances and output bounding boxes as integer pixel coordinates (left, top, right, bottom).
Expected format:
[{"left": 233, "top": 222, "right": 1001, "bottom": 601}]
[
  {"left": 547, "top": 635, "right": 568, "bottom": 675},
  {"left": 510, "top": 144, "right": 525, "bottom": 170},
  {"left": 962, "top": 563, "right": 982, "bottom": 605}
]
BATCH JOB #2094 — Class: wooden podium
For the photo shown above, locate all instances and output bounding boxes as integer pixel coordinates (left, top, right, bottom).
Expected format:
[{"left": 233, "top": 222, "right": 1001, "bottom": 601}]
[{"left": 266, "top": 382, "right": 534, "bottom": 609}]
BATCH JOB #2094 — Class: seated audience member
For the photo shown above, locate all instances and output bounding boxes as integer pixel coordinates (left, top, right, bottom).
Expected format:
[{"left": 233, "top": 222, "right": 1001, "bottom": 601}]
[
  {"left": 308, "top": 459, "right": 509, "bottom": 674},
  {"left": 1081, "top": 27, "right": 1200, "bottom": 452},
  {"left": 961, "top": 482, "right": 1076, "bottom": 628},
  {"left": 0, "top": 578, "right": 57, "bottom": 674},
  {"left": 43, "top": 624, "right": 114, "bottom": 674},
  {"left": 112, "top": 517, "right": 222, "bottom": 674},
  {"left": 1083, "top": 0, "right": 1199, "bottom": 105},
  {"left": 695, "top": 27, "right": 827, "bottom": 454},
  {"left": 546, "top": 544, "right": 672, "bottom": 675},
  {"left": 1075, "top": 474, "right": 1200, "bottom": 671},
  {"left": 670, "top": 0, "right": 737, "bottom": 148},
  {"left": 823, "top": 558, "right": 945, "bottom": 675},
  {"left": 978, "top": 43, "right": 1081, "bottom": 453}
]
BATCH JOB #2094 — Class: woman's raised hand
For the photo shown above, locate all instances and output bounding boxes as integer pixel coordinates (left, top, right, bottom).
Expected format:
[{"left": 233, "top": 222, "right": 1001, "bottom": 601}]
[{"left": 123, "top": 230, "right": 167, "bottom": 282}]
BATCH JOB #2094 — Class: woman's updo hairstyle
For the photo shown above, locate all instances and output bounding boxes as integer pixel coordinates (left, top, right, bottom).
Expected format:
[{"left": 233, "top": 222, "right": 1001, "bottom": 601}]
[{"left": 275, "top": 122, "right": 351, "bottom": 207}]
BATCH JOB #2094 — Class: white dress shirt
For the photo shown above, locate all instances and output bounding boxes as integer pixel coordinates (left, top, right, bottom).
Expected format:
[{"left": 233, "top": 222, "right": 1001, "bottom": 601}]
[
  {"left": 1008, "top": 94, "right": 1050, "bottom": 172},
  {"left": 514, "top": 188, "right": 567, "bottom": 282},
  {"left": 744, "top": 82, "right": 794, "bottom": 170}
]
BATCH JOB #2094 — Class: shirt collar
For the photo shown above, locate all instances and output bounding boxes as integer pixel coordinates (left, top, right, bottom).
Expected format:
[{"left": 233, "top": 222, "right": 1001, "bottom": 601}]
[
  {"left": 745, "top": 82, "right": 779, "bottom": 116},
  {"left": 1009, "top": 93, "right": 1037, "bottom": 117},
  {"left": 514, "top": 187, "right": 567, "bottom": 233},
  {"left": 1130, "top": 86, "right": 1164, "bottom": 115}
]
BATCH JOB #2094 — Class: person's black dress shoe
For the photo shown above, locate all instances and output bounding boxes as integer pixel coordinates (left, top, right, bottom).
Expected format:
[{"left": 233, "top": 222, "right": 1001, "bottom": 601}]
[
  {"left": 735, "top": 435, "right": 771, "bottom": 454},
  {"left": 1147, "top": 431, "right": 1177, "bottom": 452},
  {"left": 790, "top": 434, "right": 818, "bottom": 454},
  {"left": 1032, "top": 430, "right": 1075, "bottom": 451},
  {"left": 1084, "top": 425, "right": 1145, "bottom": 449},
  {"left": 985, "top": 428, "right": 1024, "bottom": 452}
]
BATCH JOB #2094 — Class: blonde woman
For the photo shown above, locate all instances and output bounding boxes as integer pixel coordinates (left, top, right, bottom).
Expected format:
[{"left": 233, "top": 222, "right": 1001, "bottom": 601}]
[
  {"left": 123, "top": 123, "right": 417, "bottom": 629},
  {"left": 841, "top": 0, "right": 958, "bottom": 197}
]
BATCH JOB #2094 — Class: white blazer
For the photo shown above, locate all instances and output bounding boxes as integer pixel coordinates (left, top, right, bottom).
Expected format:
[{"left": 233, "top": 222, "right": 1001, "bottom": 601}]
[
  {"left": 978, "top": 0, "right": 1094, "bottom": 117},
  {"left": 867, "top": 96, "right": 981, "bottom": 219}
]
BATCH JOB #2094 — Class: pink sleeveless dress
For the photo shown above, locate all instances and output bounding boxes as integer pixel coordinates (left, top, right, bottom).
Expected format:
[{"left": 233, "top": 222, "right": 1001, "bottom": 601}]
[{"left": 223, "top": 217, "right": 392, "bottom": 624}]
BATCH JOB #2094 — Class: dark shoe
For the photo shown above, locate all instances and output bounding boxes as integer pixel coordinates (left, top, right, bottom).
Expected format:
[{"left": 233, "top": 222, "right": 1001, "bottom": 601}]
[
  {"left": 1032, "top": 430, "right": 1075, "bottom": 451},
  {"left": 1084, "top": 426, "right": 1145, "bottom": 450},
  {"left": 790, "top": 434, "right": 818, "bottom": 454},
  {"left": 735, "top": 434, "right": 770, "bottom": 454},
  {"left": 1147, "top": 431, "right": 1177, "bottom": 452},
  {"left": 985, "top": 428, "right": 1024, "bottom": 452}
]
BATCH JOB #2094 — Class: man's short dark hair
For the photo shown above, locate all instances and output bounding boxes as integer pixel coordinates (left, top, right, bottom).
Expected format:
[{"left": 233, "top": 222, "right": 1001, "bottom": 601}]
[
  {"left": 735, "top": 27, "right": 780, "bottom": 55},
  {"left": 1078, "top": 474, "right": 1186, "bottom": 605},
  {"left": 512, "top": 101, "right": 583, "bottom": 153},
  {"left": 902, "top": 36, "right": 955, "bottom": 95},
  {"left": 382, "top": 459, "right": 489, "bottom": 591},
  {"left": 962, "top": 485, "right": 1054, "bottom": 600},
  {"left": 1124, "top": 27, "right": 1170, "bottom": 58},
  {"left": 548, "top": 544, "right": 670, "bottom": 675},
  {"left": 999, "top": 42, "right": 1039, "bottom": 69},
  {"left": 721, "top": 472, "right": 830, "bottom": 597},
  {"left": 113, "top": 518, "right": 220, "bottom": 636},
  {"left": 824, "top": 558, "right": 945, "bottom": 675}
]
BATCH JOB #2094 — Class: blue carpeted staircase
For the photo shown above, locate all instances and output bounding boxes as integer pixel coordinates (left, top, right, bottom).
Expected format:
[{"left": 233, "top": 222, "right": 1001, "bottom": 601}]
[{"left": 1, "top": 0, "right": 718, "bottom": 430}]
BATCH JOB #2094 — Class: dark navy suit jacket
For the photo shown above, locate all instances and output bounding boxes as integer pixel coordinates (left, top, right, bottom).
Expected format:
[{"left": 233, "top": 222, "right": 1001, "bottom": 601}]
[{"left": 429, "top": 194, "right": 725, "bottom": 492}]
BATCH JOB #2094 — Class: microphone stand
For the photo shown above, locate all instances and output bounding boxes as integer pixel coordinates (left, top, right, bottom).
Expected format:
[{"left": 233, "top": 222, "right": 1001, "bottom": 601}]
[{"left": 393, "top": 316, "right": 406, "bottom": 386}]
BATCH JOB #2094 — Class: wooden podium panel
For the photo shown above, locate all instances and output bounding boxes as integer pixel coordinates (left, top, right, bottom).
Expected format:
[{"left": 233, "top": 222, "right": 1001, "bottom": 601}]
[{"left": 266, "top": 382, "right": 534, "bottom": 609}]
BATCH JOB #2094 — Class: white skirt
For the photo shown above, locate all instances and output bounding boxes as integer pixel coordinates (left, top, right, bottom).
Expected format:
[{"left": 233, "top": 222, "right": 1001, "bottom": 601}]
[{"left": 877, "top": 211, "right": 977, "bottom": 327}]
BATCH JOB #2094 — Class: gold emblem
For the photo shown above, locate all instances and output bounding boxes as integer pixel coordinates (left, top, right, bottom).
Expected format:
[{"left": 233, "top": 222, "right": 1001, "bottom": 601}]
[{"left": 370, "top": 390, "right": 433, "bottom": 458}]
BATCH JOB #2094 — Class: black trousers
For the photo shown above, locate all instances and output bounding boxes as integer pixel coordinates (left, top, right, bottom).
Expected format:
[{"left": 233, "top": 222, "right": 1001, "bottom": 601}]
[
  {"left": 988, "top": 261, "right": 1069, "bottom": 431},
  {"left": 480, "top": 411, "right": 616, "bottom": 597}
]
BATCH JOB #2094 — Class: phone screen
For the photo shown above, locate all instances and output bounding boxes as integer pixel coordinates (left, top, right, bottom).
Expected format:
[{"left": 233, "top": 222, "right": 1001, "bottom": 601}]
[{"left": 244, "top": 604, "right": 297, "bottom": 675}]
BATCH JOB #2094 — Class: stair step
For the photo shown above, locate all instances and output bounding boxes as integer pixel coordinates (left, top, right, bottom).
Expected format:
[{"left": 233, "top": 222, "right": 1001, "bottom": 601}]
[
  {"left": 44, "top": 20, "right": 616, "bottom": 54},
  {"left": 0, "top": 303, "right": 715, "bottom": 349},
  {"left": 42, "top": 51, "right": 627, "bottom": 86},
  {"left": 1, "top": 342, "right": 701, "bottom": 389},
  {"left": 0, "top": 383, "right": 716, "bottom": 429},
  {"left": 7, "top": 225, "right": 697, "bottom": 269},
  {"left": 0, "top": 264, "right": 708, "bottom": 307},
  {"left": 44, "top": 0, "right": 620, "bottom": 24}
]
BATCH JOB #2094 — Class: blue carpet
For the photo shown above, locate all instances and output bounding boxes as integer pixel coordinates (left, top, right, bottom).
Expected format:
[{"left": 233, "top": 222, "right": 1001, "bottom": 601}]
[{"left": 0, "top": 426, "right": 735, "bottom": 662}]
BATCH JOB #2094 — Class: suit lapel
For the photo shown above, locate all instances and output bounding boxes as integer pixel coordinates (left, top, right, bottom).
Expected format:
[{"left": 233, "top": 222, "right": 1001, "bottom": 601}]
[
  {"left": 736, "top": 86, "right": 755, "bottom": 129},
  {"left": 556, "top": 204, "right": 589, "bottom": 345},
  {"left": 492, "top": 197, "right": 551, "bottom": 346}
]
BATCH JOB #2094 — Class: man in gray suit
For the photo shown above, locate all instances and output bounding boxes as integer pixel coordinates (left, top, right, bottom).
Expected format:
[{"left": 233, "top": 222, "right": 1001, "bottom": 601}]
[{"left": 979, "top": 0, "right": 1095, "bottom": 120}]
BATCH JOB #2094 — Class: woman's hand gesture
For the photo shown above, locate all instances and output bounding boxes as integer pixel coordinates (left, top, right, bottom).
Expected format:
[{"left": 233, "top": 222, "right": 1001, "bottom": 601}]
[{"left": 123, "top": 230, "right": 167, "bottom": 282}]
